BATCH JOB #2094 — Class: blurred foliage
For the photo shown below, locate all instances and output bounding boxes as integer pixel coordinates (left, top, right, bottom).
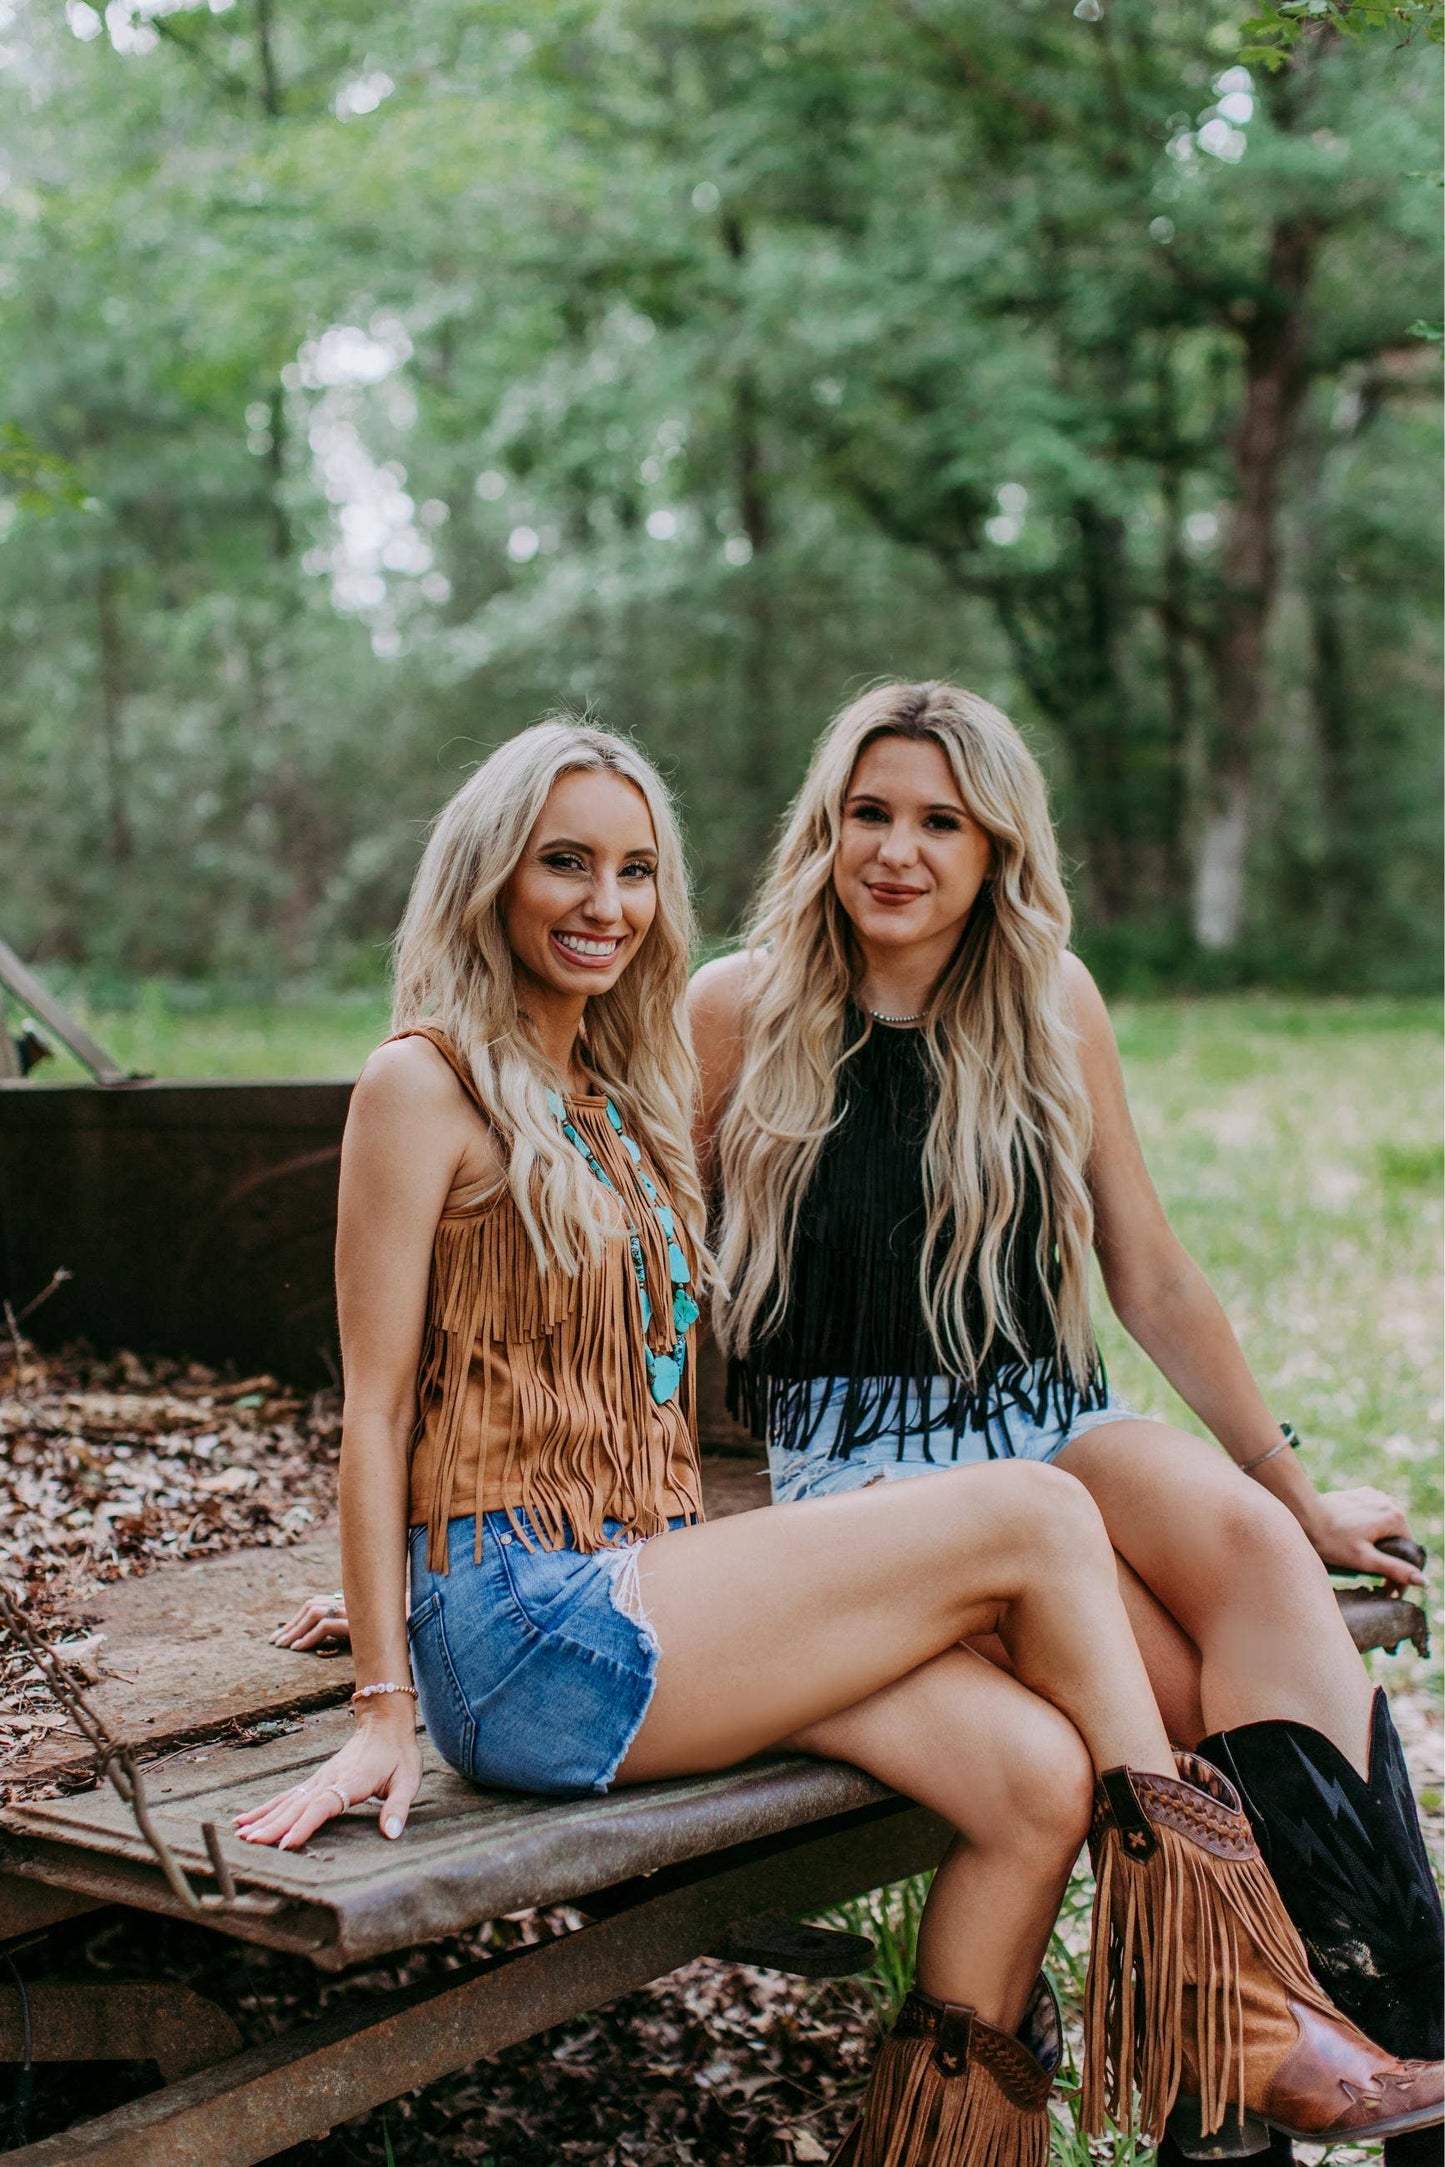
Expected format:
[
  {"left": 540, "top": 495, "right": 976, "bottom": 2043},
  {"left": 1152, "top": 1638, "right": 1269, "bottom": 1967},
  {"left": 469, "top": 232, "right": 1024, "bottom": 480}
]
[
  {"left": 0, "top": 0, "right": 1439, "bottom": 990},
  {"left": 1242, "top": 1, "right": 1444, "bottom": 71}
]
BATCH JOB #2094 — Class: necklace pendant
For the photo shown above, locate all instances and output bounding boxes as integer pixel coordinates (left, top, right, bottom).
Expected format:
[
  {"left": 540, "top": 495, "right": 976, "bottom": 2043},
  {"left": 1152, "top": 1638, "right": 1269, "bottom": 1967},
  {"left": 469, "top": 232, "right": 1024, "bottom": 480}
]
[{"left": 648, "top": 1352, "right": 683, "bottom": 1405}]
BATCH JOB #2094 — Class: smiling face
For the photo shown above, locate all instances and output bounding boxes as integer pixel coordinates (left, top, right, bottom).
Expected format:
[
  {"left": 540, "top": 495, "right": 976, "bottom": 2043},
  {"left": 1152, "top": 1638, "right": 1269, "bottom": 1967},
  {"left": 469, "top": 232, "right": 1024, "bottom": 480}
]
[
  {"left": 500, "top": 767, "right": 659, "bottom": 1014},
  {"left": 832, "top": 733, "right": 994, "bottom": 960}
]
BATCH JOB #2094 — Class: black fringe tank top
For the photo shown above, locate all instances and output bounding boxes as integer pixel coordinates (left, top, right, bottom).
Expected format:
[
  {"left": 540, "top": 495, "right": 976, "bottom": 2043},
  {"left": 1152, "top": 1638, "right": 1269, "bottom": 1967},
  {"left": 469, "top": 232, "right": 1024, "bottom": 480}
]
[{"left": 726, "top": 1013, "right": 1106, "bottom": 1461}]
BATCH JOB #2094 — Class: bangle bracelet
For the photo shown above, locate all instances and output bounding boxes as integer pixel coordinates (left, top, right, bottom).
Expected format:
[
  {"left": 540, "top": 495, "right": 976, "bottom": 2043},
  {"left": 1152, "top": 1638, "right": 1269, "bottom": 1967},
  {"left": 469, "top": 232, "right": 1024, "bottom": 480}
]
[
  {"left": 350, "top": 1682, "right": 418, "bottom": 1706},
  {"left": 1240, "top": 1422, "right": 1301, "bottom": 1477}
]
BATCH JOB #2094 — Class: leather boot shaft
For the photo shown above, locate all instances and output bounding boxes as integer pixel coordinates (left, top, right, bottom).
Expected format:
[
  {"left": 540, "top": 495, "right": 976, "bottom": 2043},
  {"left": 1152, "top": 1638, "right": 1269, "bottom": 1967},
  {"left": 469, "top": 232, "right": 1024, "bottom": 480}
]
[
  {"left": 830, "top": 1974, "right": 1060, "bottom": 2167},
  {"left": 1083, "top": 1752, "right": 1445, "bottom": 2152},
  {"left": 1198, "top": 1691, "right": 1443, "bottom": 2064}
]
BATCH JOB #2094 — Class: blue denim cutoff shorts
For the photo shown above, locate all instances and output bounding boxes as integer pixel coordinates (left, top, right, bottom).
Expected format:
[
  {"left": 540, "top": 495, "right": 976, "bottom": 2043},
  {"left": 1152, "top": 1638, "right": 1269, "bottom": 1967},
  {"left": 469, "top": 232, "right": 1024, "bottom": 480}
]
[
  {"left": 768, "top": 1369, "right": 1145, "bottom": 1506},
  {"left": 407, "top": 1510, "right": 679, "bottom": 1798}
]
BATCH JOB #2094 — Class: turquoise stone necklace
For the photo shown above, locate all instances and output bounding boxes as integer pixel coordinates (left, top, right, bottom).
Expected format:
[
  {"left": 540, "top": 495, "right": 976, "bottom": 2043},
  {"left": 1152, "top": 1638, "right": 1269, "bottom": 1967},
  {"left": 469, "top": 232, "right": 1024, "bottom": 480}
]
[{"left": 546, "top": 1089, "right": 700, "bottom": 1405}]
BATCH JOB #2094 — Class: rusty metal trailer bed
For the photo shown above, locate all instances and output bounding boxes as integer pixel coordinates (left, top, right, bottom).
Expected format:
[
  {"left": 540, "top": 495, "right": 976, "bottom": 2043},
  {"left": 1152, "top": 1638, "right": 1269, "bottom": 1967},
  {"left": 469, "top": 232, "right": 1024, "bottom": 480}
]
[
  {"left": 0, "top": 1057, "right": 1431, "bottom": 2165},
  {"left": 0, "top": 1728, "right": 948, "bottom": 2165}
]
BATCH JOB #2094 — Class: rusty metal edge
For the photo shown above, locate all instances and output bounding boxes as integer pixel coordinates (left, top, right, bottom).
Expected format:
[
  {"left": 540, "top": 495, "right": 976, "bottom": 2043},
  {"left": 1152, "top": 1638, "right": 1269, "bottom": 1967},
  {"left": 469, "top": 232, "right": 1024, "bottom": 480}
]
[
  {"left": 0, "top": 1837, "right": 334, "bottom": 1962},
  {"left": 0, "top": 1800, "right": 948, "bottom": 2166},
  {"left": 0, "top": 1081, "right": 355, "bottom": 1122},
  {"left": 0, "top": 941, "right": 131, "bottom": 1087}
]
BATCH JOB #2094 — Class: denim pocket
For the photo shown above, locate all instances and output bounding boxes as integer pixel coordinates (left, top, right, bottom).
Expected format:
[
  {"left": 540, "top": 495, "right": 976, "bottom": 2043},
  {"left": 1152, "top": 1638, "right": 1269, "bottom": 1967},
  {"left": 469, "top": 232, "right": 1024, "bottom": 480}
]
[
  {"left": 407, "top": 1588, "right": 476, "bottom": 1775},
  {"left": 495, "top": 1532, "right": 609, "bottom": 1637}
]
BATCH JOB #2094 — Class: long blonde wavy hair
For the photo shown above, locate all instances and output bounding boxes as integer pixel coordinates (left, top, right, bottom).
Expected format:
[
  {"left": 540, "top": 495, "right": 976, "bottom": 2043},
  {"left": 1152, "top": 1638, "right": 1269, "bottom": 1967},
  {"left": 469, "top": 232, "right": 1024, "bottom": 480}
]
[
  {"left": 392, "top": 720, "right": 706, "bottom": 1280},
  {"left": 715, "top": 681, "right": 1095, "bottom": 1383}
]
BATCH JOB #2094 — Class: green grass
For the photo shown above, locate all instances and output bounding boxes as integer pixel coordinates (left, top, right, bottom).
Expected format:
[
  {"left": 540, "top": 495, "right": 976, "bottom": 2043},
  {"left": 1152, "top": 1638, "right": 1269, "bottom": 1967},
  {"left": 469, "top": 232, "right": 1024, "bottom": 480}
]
[
  {"left": 1099, "top": 996, "right": 1443, "bottom": 1555},
  {"left": 13, "top": 981, "right": 393, "bottom": 1082}
]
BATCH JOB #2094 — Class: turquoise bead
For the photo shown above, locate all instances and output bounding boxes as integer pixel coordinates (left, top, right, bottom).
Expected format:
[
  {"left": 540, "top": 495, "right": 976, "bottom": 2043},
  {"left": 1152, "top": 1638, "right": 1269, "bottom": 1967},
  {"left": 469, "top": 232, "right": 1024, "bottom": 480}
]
[
  {"left": 648, "top": 1354, "right": 682, "bottom": 1405},
  {"left": 550, "top": 1094, "right": 697, "bottom": 1407}
]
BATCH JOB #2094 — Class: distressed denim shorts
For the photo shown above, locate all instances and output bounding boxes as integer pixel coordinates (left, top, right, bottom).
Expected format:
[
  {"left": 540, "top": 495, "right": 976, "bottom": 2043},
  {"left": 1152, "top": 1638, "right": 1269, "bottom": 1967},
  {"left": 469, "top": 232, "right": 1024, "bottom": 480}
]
[
  {"left": 407, "top": 1511, "right": 676, "bottom": 1798},
  {"left": 768, "top": 1370, "right": 1144, "bottom": 1506}
]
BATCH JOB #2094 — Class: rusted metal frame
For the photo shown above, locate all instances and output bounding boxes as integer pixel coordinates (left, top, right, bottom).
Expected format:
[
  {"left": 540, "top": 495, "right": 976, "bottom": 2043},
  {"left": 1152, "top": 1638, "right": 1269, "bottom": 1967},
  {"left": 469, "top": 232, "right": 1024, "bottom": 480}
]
[
  {"left": 0, "top": 1985, "right": 240, "bottom": 2084},
  {"left": 0, "top": 1883, "right": 101, "bottom": 1950},
  {"left": 0, "top": 1799, "right": 949, "bottom": 2167},
  {"left": 0, "top": 1839, "right": 327, "bottom": 1964},
  {"left": 1335, "top": 1585, "right": 1430, "bottom": 1660},
  {"left": 0, "top": 941, "right": 132, "bottom": 1087}
]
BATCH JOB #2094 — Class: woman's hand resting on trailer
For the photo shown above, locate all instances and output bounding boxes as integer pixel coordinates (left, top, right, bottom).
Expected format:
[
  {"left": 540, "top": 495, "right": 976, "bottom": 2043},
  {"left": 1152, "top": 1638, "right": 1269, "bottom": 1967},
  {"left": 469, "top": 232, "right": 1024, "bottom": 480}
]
[
  {"left": 1294, "top": 1484, "right": 1426, "bottom": 1588},
  {"left": 270, "top": 1592, "right": 352, "bottom": 1651},
  {"left": 233, "top": 1695, "right": 420, "bottom": 1849}
]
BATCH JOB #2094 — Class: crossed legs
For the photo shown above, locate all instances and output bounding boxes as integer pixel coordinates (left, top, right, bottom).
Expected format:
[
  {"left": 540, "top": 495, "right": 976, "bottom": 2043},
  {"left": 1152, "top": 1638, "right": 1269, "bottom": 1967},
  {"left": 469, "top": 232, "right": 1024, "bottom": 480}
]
[{"left": 619, "top": 1459, "right": 1174, "bottom": 2031}]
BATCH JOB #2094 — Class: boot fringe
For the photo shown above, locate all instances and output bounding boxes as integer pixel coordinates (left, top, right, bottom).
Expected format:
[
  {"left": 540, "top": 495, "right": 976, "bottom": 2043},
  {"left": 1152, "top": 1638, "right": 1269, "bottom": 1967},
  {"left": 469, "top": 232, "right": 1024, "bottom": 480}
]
[
  {"left": 852, "top": 2025, "right": 1050, "bottom": 2167},
  {"left": 1083, "top": 1811, "right": 1341, "bottom": 2140}
]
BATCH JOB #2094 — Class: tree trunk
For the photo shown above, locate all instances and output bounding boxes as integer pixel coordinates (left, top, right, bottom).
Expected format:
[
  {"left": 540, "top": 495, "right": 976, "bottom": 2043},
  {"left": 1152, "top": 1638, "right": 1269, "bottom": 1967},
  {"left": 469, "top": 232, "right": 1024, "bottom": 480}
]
[
  {"left": 254, "top": 0, "right": 282, "bottom": 118},
  {"left": 1195, "top": 215, "right": 1320, "bottom": 951},
  {"left": 1154, "top": 355, "right": 1195, "bottom": 911},
  {"left": 96, "top": 567, "right": 132, "bottom": 869},
  {"left": 721, "top": 212, "right": 777, "bottom": 922}
]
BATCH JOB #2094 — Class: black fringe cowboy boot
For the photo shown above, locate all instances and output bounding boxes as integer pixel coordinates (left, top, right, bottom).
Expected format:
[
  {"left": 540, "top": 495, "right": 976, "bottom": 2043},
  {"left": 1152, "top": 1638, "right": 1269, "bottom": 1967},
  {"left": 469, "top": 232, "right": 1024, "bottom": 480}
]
[
  {"left": 829, "top": 1972, "right": 1061, "bottom": 2167},
  {"left": 1185, "top": 1691, "right": 1445, "bottom": 2167},
  {"left": 1083, "top": 1753, "right": 1445, "bottom": 2157}
]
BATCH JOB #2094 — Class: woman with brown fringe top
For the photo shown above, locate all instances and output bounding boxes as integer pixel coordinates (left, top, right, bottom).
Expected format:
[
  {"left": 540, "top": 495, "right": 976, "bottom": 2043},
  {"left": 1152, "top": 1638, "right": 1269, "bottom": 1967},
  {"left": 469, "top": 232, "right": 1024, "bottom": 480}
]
[{"left": 244, "top": 719, "right": 1441, "bottom": 2167}]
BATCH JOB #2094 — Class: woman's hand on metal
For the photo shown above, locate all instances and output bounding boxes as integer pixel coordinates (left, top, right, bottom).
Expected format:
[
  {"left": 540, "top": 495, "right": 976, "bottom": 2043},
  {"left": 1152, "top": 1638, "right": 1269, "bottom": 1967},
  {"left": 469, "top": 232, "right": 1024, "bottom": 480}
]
[
  {"left": 269, "top": 1592, "right": 351, "bottom": 1651},
  {"left": 233, "top": 1704, "right": 421, "bottom": 1850},
  {"left": 1298, "top": 1485, "right": 1424, "bottom": 1588}
]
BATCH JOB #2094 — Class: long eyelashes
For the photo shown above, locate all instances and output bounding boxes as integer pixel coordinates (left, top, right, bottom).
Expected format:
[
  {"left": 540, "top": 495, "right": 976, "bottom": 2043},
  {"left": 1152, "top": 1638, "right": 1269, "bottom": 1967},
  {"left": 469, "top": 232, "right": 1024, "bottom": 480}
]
[{"left": 540, "top": 854, "right": 655, "bottom": 879}]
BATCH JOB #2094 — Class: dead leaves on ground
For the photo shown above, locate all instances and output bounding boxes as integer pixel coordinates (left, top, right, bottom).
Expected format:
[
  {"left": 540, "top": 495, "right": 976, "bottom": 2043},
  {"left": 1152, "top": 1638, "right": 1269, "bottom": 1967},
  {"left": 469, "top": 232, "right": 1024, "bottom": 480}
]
[{"left": 0, "top": 1339, "right": 340, "bottom": 1773}]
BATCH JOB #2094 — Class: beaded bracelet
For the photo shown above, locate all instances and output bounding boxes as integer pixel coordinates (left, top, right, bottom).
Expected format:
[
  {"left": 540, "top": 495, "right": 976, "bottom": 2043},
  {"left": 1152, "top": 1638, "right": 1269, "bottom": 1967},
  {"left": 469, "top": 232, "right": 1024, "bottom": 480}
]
[{"left": 350, "top": 1681, "right": 419, "bottom": 1707}]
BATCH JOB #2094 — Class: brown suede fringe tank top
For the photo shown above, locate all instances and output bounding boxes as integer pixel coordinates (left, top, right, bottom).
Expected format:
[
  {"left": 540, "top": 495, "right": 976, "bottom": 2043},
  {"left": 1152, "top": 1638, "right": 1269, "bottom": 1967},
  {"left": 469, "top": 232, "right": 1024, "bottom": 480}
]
[{"left": 396, "top": 1028, "right": 703, "bottom": 1571}]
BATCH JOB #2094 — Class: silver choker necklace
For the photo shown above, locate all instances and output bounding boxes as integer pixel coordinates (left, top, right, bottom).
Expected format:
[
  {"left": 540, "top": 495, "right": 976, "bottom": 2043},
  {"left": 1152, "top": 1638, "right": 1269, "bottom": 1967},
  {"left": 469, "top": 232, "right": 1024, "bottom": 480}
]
[{"left": 869, "top": 1006, "right": 925, "bottom": 1025}]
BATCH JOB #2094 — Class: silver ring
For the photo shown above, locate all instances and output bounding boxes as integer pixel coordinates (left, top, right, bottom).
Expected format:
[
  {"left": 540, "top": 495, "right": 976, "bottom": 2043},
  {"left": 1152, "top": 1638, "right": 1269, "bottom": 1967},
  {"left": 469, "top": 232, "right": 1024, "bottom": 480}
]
[
  {"left": 324, "top": 1590, "right": 345, "bottom": 1616},
  {"left": 320, "top": 1783, "right": 349, "bottom": 1815}
]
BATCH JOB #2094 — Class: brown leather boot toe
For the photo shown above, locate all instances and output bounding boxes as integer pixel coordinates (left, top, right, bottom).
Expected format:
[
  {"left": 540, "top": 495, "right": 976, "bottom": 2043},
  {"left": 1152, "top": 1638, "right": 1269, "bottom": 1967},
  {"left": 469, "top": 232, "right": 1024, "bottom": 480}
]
[{"left": 1261, "top": 1998, "right": 1445, "bottom": 2145}]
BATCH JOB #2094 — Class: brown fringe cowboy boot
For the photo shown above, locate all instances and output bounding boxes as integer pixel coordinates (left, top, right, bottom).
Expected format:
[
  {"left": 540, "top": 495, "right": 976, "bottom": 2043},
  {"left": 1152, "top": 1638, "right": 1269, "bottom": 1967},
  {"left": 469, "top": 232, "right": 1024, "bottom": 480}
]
[
  {"left": 1082, "top": 1752, "right": 1445, "bottom": 2155},
  {"left": 829, "top": 1971, "right": 1061, "bottom": 2167}
]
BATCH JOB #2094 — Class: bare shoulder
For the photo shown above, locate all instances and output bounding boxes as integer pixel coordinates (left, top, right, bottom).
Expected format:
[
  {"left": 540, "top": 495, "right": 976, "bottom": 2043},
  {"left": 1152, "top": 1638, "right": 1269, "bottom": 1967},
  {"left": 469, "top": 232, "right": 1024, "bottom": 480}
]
[
  {"left": 1059, "top": 951, "right": 1113, "bottom": 1043},
  {"left": 347, "top": 1036, "right": 501, "bottom": 1187},
  {"left": 351, "top": 1033, "right": 466, "bottom": 1120},
  {"left": 687, "top": 948, "right": 763, "bottom": 1039}
]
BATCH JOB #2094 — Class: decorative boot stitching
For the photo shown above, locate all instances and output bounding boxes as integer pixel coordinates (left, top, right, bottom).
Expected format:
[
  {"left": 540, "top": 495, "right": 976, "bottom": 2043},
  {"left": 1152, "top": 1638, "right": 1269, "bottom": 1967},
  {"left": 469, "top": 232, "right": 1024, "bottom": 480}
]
[
  {"left": 887, "top": 1992, "right": 1052, "bottom": 2108},
  {"left": 1129, "top": 1770, "right": 1260, "bottom": 1861},
  {"left": 932, "top": 2006, "right": 973, "bottom": 2078},
  {"left": 970, "top": 2024, "right": 1055, "bottom": 2109},
  {"left": 1097, "top": 1768, "right": 1158, "bottom": 1861}
]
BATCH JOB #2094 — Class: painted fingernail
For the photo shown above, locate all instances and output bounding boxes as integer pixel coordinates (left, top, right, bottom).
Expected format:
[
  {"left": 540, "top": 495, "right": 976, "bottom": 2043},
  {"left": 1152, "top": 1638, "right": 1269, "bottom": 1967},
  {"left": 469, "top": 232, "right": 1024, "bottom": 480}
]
[{"left": 384, "top": 1816, "right": 403, "bottom": 1838}]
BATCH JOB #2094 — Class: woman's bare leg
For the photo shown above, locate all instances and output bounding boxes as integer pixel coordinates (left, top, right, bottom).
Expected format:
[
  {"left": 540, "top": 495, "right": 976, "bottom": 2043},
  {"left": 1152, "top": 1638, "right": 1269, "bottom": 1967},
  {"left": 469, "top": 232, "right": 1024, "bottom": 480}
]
[
  {"left": 622, "top": 1458, "right": 1174, "bottom": 1784},
  {"left": 1057, "top": 1419, "right": 1374, "bottom": 1767},
  {"left": 784, "top": 1646, "right": 1093, "bottom": 2030},
  {"left": 971, "top": 1547, "right": 1206, "bottom": 1748}
]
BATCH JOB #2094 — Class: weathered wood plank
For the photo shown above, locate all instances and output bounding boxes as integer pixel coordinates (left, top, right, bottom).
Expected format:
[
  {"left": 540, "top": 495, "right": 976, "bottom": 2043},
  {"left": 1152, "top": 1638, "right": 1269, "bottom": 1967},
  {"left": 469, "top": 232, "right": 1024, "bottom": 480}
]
[
  {"left": 0, "top": 1801, "right": 950, "bottom": 2167},
  {"left": 0, "top": 1703, "right": 895, "bottom": 1967},
  {"left": 14, "top": 1530, "right": 354, "bottom": 1788}
]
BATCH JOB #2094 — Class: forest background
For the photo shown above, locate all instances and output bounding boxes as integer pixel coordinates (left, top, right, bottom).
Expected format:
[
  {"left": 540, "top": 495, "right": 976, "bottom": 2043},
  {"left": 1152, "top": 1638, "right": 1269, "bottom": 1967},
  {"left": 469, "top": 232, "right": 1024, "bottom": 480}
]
[{"left": 0, "top": 0, "right": 1441, "bottom": 1003}]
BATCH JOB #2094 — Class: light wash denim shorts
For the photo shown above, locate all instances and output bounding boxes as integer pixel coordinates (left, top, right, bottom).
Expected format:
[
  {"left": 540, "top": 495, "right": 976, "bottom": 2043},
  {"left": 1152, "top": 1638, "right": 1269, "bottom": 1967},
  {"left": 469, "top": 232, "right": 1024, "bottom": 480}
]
[
  {"left": 768, "top": 1370, "right": 1142, "bottom": 1506},
  {"left": 407, "top": 1510, "right": 677, "bottom": 1798}
]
